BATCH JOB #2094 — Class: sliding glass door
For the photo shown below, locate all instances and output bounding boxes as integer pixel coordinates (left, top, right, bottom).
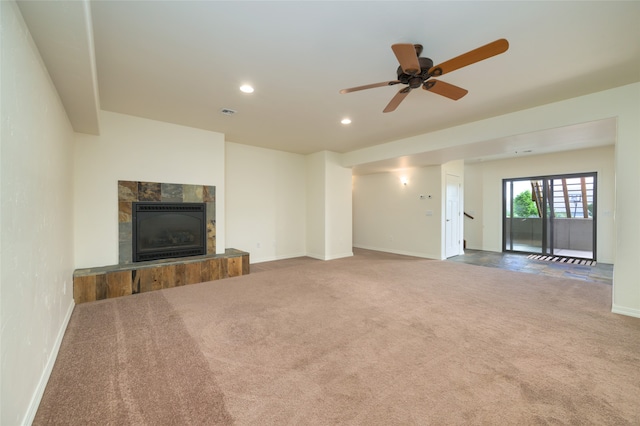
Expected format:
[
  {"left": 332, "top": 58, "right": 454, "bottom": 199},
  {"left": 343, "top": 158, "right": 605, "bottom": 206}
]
[{"left": 503, "top": 173, "right": 596, "bottom": 260}]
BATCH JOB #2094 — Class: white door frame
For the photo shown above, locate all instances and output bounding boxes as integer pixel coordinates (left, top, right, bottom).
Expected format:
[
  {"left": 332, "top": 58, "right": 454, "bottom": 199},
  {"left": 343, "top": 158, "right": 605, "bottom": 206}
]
[{"left": 445, "top": 174, "right": 462, "bottom": 258}]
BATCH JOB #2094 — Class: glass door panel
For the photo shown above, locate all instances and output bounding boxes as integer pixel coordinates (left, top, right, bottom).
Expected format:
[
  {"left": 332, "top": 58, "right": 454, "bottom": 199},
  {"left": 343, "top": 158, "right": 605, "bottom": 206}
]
[
  {"left": 504, "top": 181, "right": 512, "bottom": 251},
  {"left": 503, "top": 179, "right": 543, "bottom": 254},
  {"left": 548, "top": 176, "right": 595, "bottom": 258}
]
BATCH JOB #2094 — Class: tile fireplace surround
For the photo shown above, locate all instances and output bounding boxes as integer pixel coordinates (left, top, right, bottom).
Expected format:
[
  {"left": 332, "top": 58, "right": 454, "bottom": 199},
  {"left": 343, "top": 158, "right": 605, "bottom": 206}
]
[
  {"left": 118, "top": 180, "right": 216, "bottom": 264},
  {"left": 72, "top": 180, "right": 249, "bottom": 304}
]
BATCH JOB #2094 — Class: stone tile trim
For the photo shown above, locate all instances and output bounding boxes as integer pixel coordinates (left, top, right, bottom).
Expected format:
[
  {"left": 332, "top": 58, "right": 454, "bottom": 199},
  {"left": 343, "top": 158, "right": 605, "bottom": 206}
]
[
  {"left": 118, "top": 180, "right": 216, "bottom": 264},
  {"left": 73, "top": 249, "right": 250, "bottom": 304}
]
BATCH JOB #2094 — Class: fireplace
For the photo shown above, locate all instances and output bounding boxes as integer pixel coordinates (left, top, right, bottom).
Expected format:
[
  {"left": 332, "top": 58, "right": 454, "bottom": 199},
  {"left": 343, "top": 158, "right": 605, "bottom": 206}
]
[{"left": 132, "top": 202, "right": 206, "bottom": 262}]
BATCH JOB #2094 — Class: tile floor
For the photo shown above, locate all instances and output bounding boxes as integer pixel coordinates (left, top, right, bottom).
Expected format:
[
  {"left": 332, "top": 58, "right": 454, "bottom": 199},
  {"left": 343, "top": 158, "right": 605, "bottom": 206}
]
[
  {"left": 446, "top": 249, "right": 613, "bottom": 285},
  {"left": 251, "top": 248, "right": 614, "bottom": 286}
]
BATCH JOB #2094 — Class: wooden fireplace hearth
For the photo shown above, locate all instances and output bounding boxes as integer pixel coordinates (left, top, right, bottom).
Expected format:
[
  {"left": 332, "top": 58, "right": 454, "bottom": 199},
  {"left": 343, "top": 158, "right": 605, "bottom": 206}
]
[{"left": 73, "top": 249, "right": 249, "bottom": 304}]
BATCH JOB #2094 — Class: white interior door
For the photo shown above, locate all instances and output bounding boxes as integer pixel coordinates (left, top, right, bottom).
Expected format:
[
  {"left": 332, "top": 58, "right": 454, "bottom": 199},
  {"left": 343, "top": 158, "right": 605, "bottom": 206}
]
[{"left": 446, "top": 174, "right": 461, "bottom": 258}]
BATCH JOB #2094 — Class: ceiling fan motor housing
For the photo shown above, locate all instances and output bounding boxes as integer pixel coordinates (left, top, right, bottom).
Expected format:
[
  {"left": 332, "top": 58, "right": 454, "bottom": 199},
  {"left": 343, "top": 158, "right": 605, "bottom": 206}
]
[{"left": 396, "top": 57, "right": 434, "bottom": 85}]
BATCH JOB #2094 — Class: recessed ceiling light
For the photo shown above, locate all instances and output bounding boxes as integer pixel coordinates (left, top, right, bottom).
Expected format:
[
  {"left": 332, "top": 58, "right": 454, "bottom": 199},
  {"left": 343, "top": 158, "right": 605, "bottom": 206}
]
[
  {"left": 239, "top": 84, "right": 254, "bottom": 93},
  {"left": 220, "top": 108, "right": 237, "bottom": 116},
  {"left": 341, "top": 118, "right": 352, "bottom": 125}
]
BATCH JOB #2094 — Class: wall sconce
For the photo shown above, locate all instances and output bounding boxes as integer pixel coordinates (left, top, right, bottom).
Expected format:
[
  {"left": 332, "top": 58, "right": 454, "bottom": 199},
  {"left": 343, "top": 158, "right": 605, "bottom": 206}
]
[{"left": 400, "top": 176, "right": 408, "bottom": 186}]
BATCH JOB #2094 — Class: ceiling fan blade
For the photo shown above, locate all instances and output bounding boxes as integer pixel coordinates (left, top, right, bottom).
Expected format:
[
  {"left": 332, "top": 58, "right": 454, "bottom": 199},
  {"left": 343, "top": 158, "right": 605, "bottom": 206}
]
[
  {"left": 428, "top": 39, "right": 509, "bottom": 77},
  {"left": 383, "top": 87, "right": 411, "bottom": 113},
  {"left": 391, "top": 43, "right": 421, "bottom": 75},
  {"left": 339, "top": 80, "right": 400, "bottom": 94},
  {"left": 423, "top": 80, "right": 468, "bottom": 100}
]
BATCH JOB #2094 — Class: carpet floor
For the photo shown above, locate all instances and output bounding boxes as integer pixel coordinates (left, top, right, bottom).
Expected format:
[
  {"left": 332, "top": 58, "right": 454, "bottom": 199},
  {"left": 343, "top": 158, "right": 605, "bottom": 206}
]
[{"left": 34, "top": 249, "right": 640, "bottom": 425}]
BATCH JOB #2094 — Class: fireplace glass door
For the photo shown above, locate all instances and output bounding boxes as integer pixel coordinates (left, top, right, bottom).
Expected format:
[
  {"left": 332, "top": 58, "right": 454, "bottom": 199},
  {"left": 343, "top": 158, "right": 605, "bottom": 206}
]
[{"left": 133, "top": 203, "right": 206, "bottom": 262}]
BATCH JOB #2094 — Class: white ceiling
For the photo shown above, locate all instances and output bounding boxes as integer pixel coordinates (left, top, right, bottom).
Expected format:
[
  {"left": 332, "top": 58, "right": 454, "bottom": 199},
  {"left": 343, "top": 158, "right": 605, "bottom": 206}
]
[{"left": 17, "top": 1, "right": 640, "bottom": 169}]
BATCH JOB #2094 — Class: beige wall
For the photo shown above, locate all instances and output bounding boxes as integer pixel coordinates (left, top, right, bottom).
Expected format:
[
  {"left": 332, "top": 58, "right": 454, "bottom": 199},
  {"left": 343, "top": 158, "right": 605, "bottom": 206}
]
[
  {"left": 463, "top": 163, "right": 484, "bottom": 250},
  {"left": 225, "top": 142, "right": 306, "bottom": 263},
  {"left": 325, "top": 151, "right": 354, "bottom": 260},
  {"left": 353, "top": 165, "right": 444, "bottom": 259},
  {"left": 353, "top": 159, "right": 465, "bottom": 260},
  {"left": 306, "top": 152, "right": 326, "bottom": 259},
  {"left": 464, "top": 146, "right": 615, "bottom": 263},
  {"left": 611, "top": 85, "right": 640, "bottom": 317},
  {"left": 1, "top": 2, "right": 75, "bottom": 424},
  {"left": 306, "top": 151, "right": 353, "bottom": 260},
  {"left": 74, "top": 111, "right": 226, "bottom": 269}
]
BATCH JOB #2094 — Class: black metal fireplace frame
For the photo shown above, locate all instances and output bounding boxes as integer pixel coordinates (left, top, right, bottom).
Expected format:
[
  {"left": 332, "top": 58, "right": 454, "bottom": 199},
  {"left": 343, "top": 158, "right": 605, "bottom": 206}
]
[{"left": 132, "top": 202, "right": 206, "bottom": 262}]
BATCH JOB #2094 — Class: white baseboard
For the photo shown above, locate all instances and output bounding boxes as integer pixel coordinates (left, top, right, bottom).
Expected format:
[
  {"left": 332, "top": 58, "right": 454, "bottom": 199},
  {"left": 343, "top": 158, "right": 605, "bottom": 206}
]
[
  {"left": 324, "top": 251, "right": 354, "bottom": 261},
  {"left": 306, "top": 251, "right": 354, "bottom": 261},
  {"left": 305, "top": 252, "right": 325, "bottom": 260},
  {"left": 353, "top": 244, "right": 437, "bottom": 260},
  {"left": 250, "top": 252, "right": 308, "bottom": 264},
  {"left": 23, "top": 299, "right": 75, "bottom": 426},
  {"left": 612, "top": 303, "right": 640, "bottom": 319}
]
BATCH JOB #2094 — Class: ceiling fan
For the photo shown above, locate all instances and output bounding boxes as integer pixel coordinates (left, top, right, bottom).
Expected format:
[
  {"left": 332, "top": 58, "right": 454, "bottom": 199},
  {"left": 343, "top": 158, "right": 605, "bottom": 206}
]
[{"left": 339, "top": 39, "right": 509, "bottom": 113}]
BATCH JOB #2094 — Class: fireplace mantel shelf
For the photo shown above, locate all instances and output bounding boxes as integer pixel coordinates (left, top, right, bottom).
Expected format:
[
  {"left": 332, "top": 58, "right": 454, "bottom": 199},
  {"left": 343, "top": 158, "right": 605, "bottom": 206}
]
[{"left": 73, "top": 248, "right": 249, "bottom": 304}]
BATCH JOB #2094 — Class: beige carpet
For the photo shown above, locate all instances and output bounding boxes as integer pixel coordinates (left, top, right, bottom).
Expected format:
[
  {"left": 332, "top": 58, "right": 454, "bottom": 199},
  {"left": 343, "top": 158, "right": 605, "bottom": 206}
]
[{"left": 35, "top": 250, "right": 640, "bottom": 425}]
